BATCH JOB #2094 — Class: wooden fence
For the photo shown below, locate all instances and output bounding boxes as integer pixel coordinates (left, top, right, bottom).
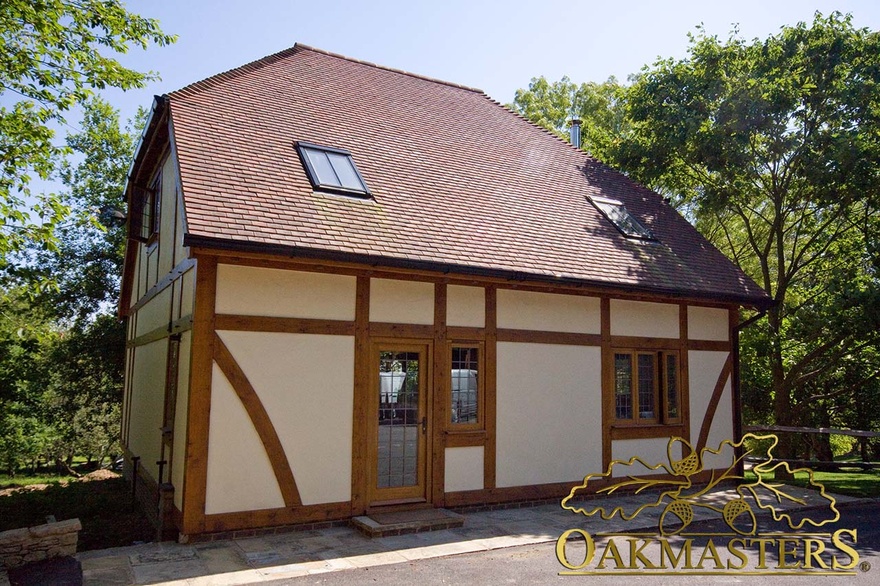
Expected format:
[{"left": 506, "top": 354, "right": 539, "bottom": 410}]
[{"left": 743, "top": 425, "right": 880, "bottom": 471}]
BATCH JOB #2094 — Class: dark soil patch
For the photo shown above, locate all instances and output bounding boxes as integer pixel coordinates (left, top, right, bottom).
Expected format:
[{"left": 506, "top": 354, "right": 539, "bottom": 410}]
[{"left": 0, "top": 474, "right": 154, "bottom": 551}]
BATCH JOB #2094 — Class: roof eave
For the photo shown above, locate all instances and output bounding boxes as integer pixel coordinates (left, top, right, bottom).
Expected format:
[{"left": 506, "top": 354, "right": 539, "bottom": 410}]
[
  {"left": 118, "top": 96, "right": 170, "bottom": 318},
  {"left": 183, "top": 234, "right": 773, "bottom": 311}
]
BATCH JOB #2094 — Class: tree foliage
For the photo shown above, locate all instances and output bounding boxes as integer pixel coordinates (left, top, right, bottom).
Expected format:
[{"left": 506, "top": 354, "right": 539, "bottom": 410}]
[
  {"left": 618, "top": 13, "right": 880, "bottom": 456},
  {"left": 25, "top": 97, "right": 144, "bottom": 322},
  {"left": 510, "top": 75, "right": 626, "bottom": 163},
  {"left": 0, "top": 0, "right": 174, "bottom": 267},
  {"left": 513, "top": 13, "right": 880, "bottom": 457},
  {"left": 0, "top": 99, "right": 139, "bottom": 475}
]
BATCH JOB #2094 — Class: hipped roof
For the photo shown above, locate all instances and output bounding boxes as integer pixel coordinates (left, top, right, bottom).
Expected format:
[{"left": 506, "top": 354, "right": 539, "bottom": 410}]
[{"left": 159, "top": 44, "right": 769, "bottom": 308}]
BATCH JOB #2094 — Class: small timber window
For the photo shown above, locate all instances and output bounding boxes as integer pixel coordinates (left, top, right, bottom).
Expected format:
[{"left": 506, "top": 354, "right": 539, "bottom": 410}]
[
  {"left": 130, "top": 173, "right": 161, "bottom": 244},
  {"left": 613, "top": 350, "right": 680, "bottom": 425},
  {"left": 450, "top": 345, "right": 481, "bottom": 426},
  {"left": 296, "top": 141, "right": 371, "bottom": 197},
  {"left": 589, "top": 195, "right": 655, "bottom": 241}
]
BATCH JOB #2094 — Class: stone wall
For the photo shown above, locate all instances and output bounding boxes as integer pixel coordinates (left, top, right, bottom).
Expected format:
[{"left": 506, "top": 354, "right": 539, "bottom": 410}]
[{"left": 0, "top": 519, "right": 81, "bottom": 569}]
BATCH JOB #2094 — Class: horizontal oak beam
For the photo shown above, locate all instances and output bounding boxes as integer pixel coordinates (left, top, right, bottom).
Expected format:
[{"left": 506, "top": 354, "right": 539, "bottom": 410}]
[{"left": 215, "top": 314, "right": 355, "bottom": 336}]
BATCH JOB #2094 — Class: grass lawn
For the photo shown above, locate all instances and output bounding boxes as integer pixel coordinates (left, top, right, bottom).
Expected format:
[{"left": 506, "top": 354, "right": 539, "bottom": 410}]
[
  {"left": 744, "top": 468, "right": 880, "bottom": 498},
  {"left": 0, "top": 473, "right": 78, "bottom": 489},
  {"left": 0, "top": 471, "right": 155, "bottom": 551}
]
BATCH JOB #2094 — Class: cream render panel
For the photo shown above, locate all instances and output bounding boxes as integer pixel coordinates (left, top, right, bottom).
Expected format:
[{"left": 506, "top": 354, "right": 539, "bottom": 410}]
[
  {"left": 127, "top": 339, "right": 167, "bottom": 480},
  {"left": 135, "top": 287, "right": 173, "bottom": 337},
  {"left": 611, "top": 438, "right": 681, "bottom": 478},
  {"left": 689, "top": 350, "right": 733, "bottom": 469},
  {"left": 446, "top": 285, "right": 485, "bottom": 327},
  {"left": 157, "top": 155, "right": 177, "bottom": 277},
  {"left": 171, "top": 331, "right": 191, "bottom": 510},
  {"left": 444, "top": 447, "right": 484, "bottom": 493},
  {"left": 688, "top": 306, "right": 730, "bottom": 341},
  {"left": 496, "top": 343, "right": 602, "bottom": 487},
  {"left": 142, "top": 248, "right": 156, "bottom": 297},
  {"left": 217, "top": 330, "right": 355, "bottom": 505},
  {"left": 206, "top": 363, "right": 284, "bottom": 514},
  {"left": 173, "top": 178, "right": 188, "bottom": 266},
  {"left": 215, "top": 265, "right": 356, "bottom": 320},
  {"left": 611, "top": 300, "right": 679, "bottom": 338},
  {"left": 178, "top": 268, "right": 195, "bottom": 321},
  {"left": 130, "top": 253, "right": 142, "bottom": 307},
  {"left": 702, "top": 385, "right": 734, "bottom": 470},
  {"left": 369, "top": 278, "right": 434, "bottom": 324},
  {"left": 497, "top": 290, "right": 600, "bottom": 333}
]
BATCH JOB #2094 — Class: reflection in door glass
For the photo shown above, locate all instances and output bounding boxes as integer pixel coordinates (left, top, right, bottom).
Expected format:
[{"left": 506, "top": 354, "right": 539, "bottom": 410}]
[{"left": 378, "top": 351, "right": 420, "bottom": 488}]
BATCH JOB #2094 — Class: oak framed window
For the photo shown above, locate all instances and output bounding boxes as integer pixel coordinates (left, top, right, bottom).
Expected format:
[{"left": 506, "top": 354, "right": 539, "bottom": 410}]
[
  {"left": 130, "top": 172, "right": 161, "bottom": 244},
  {"left": 613, "top": 349, "right": 680, "bottom": 426},
  {"left": 449, "top": 343, "right": 483, "bottom": 430}
]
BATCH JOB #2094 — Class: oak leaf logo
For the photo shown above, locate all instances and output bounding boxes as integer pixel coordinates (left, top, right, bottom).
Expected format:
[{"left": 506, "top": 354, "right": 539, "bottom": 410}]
[{"left": 561, "top": 434, "right": 840, "bottom": 536}]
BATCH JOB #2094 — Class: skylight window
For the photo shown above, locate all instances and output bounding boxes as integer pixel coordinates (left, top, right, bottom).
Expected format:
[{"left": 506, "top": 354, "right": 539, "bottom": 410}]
[
  {"left": 296, "top": 141, "right": 371, "bottom": 197},
  {"left": 588, "top": 196, "right": 656, "bottom": 241}
]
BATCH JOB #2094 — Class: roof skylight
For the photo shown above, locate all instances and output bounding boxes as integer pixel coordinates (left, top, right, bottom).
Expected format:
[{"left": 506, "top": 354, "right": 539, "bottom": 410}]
[
  {"left": 588, "top": 196, "right": 656, "bottom": 241},
  {"left": 296, "top": 141, "right": 371, "bottom": 197}
]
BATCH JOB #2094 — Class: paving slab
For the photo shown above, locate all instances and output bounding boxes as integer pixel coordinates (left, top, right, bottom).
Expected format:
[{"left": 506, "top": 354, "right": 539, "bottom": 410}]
[
  {"left": 131, "top": 558, "right": 205, "bottom": 584},
  {"left": 171, "top": 569, "right": 265, "bottom": 586},
  {"left": 80, "top": 566, "right": 133, "bottom": 586},
  {"left": 393, "top": 540, "right": 489, "bottom": 561},
  {"left": 71, "top": 487, "right": 865, "bottom": 586}
]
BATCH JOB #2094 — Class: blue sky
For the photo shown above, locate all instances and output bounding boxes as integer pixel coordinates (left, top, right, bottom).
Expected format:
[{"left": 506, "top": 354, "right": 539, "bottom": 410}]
[
  {"left": 102, "top": 0, "right": 880, "bottom": 124},
  {"left": 9, "top": 0, "right": 880, "bottom": 200}
]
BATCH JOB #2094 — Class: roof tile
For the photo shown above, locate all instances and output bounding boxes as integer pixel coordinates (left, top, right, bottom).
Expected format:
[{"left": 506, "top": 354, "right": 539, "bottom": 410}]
[{"left": 166, "top": 44, "right": 768, "bottom": 305}]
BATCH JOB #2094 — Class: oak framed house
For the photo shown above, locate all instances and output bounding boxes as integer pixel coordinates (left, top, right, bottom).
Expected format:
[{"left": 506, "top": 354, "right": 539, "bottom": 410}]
[{"left": 119, "top": 45, "right": 771, "bottom": 540}]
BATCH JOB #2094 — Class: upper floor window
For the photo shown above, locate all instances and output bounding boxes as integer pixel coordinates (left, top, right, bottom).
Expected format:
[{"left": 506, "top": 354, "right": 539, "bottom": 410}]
[
  {"left": 130, "top": 173, "right": 161, "bottom": 244},
  {"left": 296, "top": 141, "right": 371, "bottom": 197},
  {"left": 589, "top": 195, "right": 655, "bottom": 241}
]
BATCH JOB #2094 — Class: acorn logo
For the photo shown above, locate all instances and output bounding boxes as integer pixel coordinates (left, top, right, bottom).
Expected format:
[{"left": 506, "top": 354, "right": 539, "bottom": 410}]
[
  {"left": 561, "top": 434, "right": 839, "bottom": 536},
  {"left": 555, "top": 434, "right": 862, "bottom": 576}
]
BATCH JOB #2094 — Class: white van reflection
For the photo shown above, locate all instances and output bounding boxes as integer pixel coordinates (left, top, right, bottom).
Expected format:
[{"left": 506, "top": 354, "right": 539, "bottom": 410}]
[
  {"left": 379, "top": 370, "right": 478, "bottom": 424},
  {"left": 451, "top": 369, "right": 478, "bottom": 424},
  {"left": 379, "top": 371, "right": 410, "bottom": 423}
]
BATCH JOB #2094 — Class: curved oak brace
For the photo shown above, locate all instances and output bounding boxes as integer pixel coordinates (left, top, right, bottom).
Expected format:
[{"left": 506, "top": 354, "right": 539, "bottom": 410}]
[
  {"left": 696, "top": 353, "right": 733, "bottom": 452},
  {"left": 213, "top": 333, "right": 302, "bottom": 507}
]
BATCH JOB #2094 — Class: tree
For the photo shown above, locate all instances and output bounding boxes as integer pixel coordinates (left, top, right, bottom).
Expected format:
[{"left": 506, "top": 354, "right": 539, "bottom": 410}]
[
  {"left": 30, "top": 99, "right": 140, "bottom": 467},
  {"left": 510, "top": 75, "right": 626, "bottom": 163},
  {"left": 0, "top": 288, "right": 56, "bottom": 476},
  {"left": 615, "top": 12, "right": 880, "bottom": 466},
  {"left": 26, "top": 97, "right": 144, "bottom": 322},
  {"left": 0, "top": 98, "right": 141, "bottom": 475},
  {"left": 0, "top": 0, "right": 174, "bottom": 267}
]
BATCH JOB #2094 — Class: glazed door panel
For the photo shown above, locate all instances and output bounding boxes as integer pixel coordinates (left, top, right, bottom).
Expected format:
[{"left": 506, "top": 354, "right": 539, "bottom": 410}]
[{"left": 370, "top": 343, "right": 430, "bottom": 504}]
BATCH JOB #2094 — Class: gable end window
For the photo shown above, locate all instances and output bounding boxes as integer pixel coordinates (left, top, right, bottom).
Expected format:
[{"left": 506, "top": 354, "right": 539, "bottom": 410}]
[
  {"left": 296, "top": 141, "right": 371, "bottom": 197},
  {"left": 589, "top": 196, "right": 655, "bottom": 241},
  {"left": 129, "top": 174, "right": 161, "bottom": 244}
]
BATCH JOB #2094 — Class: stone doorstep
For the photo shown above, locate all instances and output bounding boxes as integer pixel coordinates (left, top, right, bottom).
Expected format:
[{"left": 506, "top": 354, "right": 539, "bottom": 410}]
[{"left": 351, "top": 508, "right": 465, "bottom": 538}]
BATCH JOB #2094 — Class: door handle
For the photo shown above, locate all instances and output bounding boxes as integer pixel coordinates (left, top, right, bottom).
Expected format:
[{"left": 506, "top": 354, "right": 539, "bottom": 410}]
[{"left": 421, "top": 416, "right": 427, "bottom": 434}]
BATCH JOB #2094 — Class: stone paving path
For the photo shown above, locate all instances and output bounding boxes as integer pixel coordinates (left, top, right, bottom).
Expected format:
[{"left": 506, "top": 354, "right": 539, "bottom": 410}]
[{"left": 16, "top": 486, "right": 861, "bottom": 586}]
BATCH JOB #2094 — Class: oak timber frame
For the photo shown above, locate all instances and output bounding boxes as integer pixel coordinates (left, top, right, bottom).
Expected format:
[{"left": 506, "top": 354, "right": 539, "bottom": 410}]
[{"left": 151, "top": 248, "right": 738, "bottom": 536}]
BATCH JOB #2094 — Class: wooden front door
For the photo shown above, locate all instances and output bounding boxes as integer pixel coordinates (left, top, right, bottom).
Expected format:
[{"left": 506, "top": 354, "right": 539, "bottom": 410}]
[{"left": 370, "top": 342, "right": 431, "bottom": 505}]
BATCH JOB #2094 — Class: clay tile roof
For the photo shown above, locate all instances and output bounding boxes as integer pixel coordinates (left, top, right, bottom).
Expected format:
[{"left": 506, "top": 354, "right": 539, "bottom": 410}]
[{"left": 165, "top": 44, "right": 770, "bottom": 307}]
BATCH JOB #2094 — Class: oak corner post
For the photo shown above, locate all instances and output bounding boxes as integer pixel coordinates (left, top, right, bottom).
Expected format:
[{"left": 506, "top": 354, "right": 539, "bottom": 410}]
[{"left": 181, "top": 255, "right": 217, "bottom": 536}]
